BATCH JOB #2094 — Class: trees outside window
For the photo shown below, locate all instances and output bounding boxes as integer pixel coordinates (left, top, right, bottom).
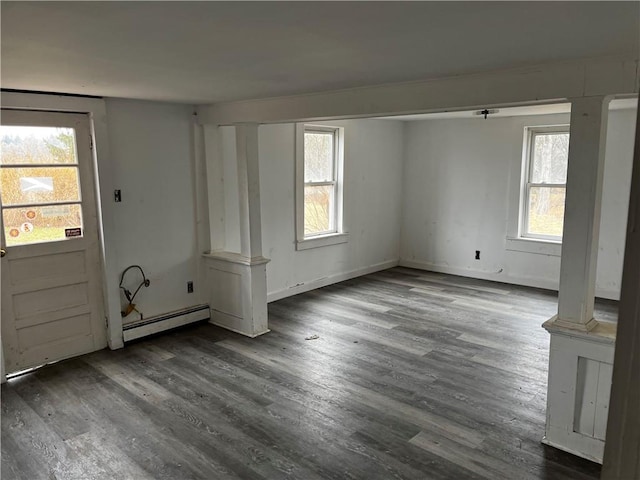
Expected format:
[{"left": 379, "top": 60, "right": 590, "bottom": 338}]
[
  {"left": 521, "top": 126, "right": 570, "bottom": 241},
  {"left": 303, "top": 128, "right": 338, "bottom": 236},
  {"left": 295, "top": 124, "right": 346, "bottom": 250},
  {"left": 0, "top": 127, "right": 84, "bottom": 246}
]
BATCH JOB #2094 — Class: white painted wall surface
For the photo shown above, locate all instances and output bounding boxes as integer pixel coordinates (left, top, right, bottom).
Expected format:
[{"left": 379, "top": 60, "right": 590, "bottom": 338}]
[
  {"left": 400, "top": 108, "right": 636, "bottom": 300},
  {"left": 259, "top": 119, "right": 404, "bottom": 300},
  {"left": 106, "top": 99, "right": 203, "bottom": 319}
]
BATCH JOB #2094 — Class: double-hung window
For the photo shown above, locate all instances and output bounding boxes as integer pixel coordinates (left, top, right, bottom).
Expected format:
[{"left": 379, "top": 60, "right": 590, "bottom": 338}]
[
  {"left": 295, "top": 124, "right": 346, "bottom": 250},
  {"left": 520, "top": 126, "right": 570, "bottom": 242}
]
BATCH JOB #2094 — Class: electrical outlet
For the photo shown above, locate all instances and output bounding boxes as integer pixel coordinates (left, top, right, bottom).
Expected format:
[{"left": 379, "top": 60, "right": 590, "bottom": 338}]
[
  {"left": 187, "top": 281, "right": 193, "bottom": 293},
  {"left": 114, "top": 189, "right": 122, "bottom": 202},
  {"left": 475, "top": 250, "right": 480, "bottom": 260}
]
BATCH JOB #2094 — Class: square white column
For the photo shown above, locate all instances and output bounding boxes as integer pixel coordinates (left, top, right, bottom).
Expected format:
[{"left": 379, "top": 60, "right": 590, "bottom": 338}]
[
  {"left": 542, "top": 96, "right": 616, "bottom": 464},
  {"left": 202, "top": 123, "right": 270, "bottom": 338},
  {"left": 555, "top": 95, "right": 612, "bottom": 331},
  {"left": 235, "top": 123, "right": 263, "bottom": 259}
]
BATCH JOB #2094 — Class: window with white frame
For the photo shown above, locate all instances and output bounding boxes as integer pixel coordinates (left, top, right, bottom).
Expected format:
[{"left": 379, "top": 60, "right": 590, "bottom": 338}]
[
  {"left": 295, "top": 124, "right": 346, "bottom": 250},
  {"left": 520, "top": 126, "right": 570, "bottom": 242}
]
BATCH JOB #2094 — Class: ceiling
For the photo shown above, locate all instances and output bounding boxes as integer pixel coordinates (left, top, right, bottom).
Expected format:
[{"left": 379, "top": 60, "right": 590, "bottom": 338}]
[{"left": 2, "top": 2, "right": 638, "bottom": 104}]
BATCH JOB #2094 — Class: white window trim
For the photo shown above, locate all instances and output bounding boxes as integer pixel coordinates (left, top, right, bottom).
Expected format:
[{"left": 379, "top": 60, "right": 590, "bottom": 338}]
[
  {"left": 295, "top": 123, "right": 347, "bottom": 250},
  {"left": 505, "top": 236, "right": 562, "bottom": 257},
  {"left": 517, "top": 124, "right": 569, "bottom": 245}
]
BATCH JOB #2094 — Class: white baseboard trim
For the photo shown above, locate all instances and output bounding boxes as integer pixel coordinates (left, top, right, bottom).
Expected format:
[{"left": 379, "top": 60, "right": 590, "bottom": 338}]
[
  {"left": 398, "top": 259, "right": 619, "bottom": 301},
  {"left": 208, "top": 310, "right": 270, "bottom": 338},
  {"left": 541, "top": 436, "right": 603, "bottom": 465},
  {"left": 595, "top": 288, "right": 620, "bottom": 302},
  {"left": 208, "top": 319, "right": 270, "bottom": 338},
  {"left": 267, "top": 259, "right": 399, "bottom": 303},
  {"left": 399, "top": 259, "right": 557, "bottom": 290},
  {"left": 123, "top": 305, "right": 210, "bottom": 342}
]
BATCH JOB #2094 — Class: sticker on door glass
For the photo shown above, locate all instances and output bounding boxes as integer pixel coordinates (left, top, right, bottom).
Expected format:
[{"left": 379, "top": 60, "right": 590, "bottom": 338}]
[
  {"left": 9, "top": 228, "right": 20, "bottom": 238},
  {"left": 3, "top": 204, "right": 83, "bottom": 247},
  {"left": 65, "top": 227, "right": 82, "bottom": 238},
  {"left": 42, "top": 205, "right": 70, "bottom": 217},
  {"left": 19, "top": 177, "right": 53, "bottom": 193}
]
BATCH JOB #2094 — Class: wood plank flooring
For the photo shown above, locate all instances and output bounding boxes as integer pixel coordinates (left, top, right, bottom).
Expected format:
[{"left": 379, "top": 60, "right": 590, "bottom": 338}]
[{"left": 2, "top": 267, "right": 611, "bottom": 479}]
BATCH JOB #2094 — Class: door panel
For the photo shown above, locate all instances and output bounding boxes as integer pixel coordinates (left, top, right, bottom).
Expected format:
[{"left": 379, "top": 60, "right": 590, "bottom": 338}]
[
  {"left": 18, "top": 313, "right": 92, "bottom": 349},
  {"left": 1, "top": 110, "right": 106, "bottom": 374},
  {"left": 8, "top": 250, "right": 86, "bottom": 284}
]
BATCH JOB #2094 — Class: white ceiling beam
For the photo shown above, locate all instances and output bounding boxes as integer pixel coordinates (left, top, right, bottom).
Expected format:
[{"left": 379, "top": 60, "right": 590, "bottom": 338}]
[{"left": 197, "top": 56, "right": 638, "bottom": 126}]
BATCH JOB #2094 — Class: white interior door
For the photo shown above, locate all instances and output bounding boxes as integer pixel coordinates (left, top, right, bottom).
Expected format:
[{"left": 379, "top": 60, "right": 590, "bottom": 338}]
[{"left": 1, "top": 109, "right": 106, "bottom": 375}]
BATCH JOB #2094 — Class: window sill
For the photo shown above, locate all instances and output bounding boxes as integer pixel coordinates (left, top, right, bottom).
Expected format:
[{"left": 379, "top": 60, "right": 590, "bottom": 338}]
[
  {"left": 505, "top": 237, "right": 562, "bottom": 257},
  {"left": 296, "top": 232, "right": 349, "bottom": 251}
]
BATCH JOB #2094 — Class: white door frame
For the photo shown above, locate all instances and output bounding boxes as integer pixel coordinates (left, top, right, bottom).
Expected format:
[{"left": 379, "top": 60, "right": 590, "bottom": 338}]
[
  {"left": 2, "top": 109, "right": 108, "bottom": 374},
  {"left": 1, "top": 92, "right": 123, "bottom": 376}
]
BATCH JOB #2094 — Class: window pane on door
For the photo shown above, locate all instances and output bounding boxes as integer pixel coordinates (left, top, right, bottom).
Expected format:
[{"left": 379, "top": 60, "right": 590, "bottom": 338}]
[
  {"left": 531, "top": 133, "right": 569, "bottom": 184},
  {"left": 3, "top": 204, "right": 84, "bottom": 246},
  {"left": 304, "top": 185, "right": 334, "bottom": 235},
  {"left": 304, "top": 132, "right": 334, "bottom": 182},
  {"left": 0, "top": 126, "right": 77, "bottom": 165},
  {"left": 527, "top": 187, "right": 565, "bottom": 237},
  {"left": 0, "top": 166, "right": 81, "bottom": 205}
]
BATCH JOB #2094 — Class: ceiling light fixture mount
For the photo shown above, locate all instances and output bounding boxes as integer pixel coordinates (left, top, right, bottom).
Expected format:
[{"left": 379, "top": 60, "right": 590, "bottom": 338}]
[{"left": 475, "top": 109, "right": 499, "bottom": 119}]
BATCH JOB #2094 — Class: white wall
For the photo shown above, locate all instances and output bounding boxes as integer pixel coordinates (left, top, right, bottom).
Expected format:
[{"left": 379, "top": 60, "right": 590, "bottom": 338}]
[
  {"left": 257, "top": 119, "right": 404, "bottom": 300},
  {"left": 106, "top": 99, "right": 203, "bottom": 319},
  {"left": 400, "top": 108, "right": 637, "bottom": 300},
  {"left": 104, "top": 100, "right": 632, "bottom": 319}
]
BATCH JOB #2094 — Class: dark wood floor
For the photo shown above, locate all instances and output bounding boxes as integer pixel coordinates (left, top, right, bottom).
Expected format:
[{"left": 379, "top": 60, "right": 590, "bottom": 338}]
[{"left": 2, "top": 267, "right": 613, "bottom": 480}]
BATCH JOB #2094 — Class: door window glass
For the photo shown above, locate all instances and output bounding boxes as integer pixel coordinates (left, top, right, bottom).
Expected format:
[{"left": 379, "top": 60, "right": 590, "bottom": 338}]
[
  {"left": 0, "top": 126, "right": 78, "bottom": 165},
  {"left": 1, "top": 126, "right": 84, "bottom": 246},
  {"left": 1, "top": 167, "right": 81, "bottom": 205},
  {"left": 2, "top": 205, "right": 84, "bottom": 246}
]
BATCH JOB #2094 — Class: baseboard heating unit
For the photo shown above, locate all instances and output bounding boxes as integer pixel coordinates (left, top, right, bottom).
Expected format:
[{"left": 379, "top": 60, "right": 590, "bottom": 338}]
[{"left": 123, "top": 304, "right": 210, "bottom": 342}]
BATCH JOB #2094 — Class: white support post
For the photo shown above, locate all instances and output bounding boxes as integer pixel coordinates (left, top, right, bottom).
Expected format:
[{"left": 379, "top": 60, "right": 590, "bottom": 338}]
[
  {"left": 235, "top": 124, "right": 263, "bottom": 259},
  {"left": 202, "top": 123, "right": 269, "bottom": 338},
  {"left": 541, "top": 95, "right": 617, "bottom": 464},
  {"left": 555, "top": 95, "right": 611, "bottom": 331}
]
